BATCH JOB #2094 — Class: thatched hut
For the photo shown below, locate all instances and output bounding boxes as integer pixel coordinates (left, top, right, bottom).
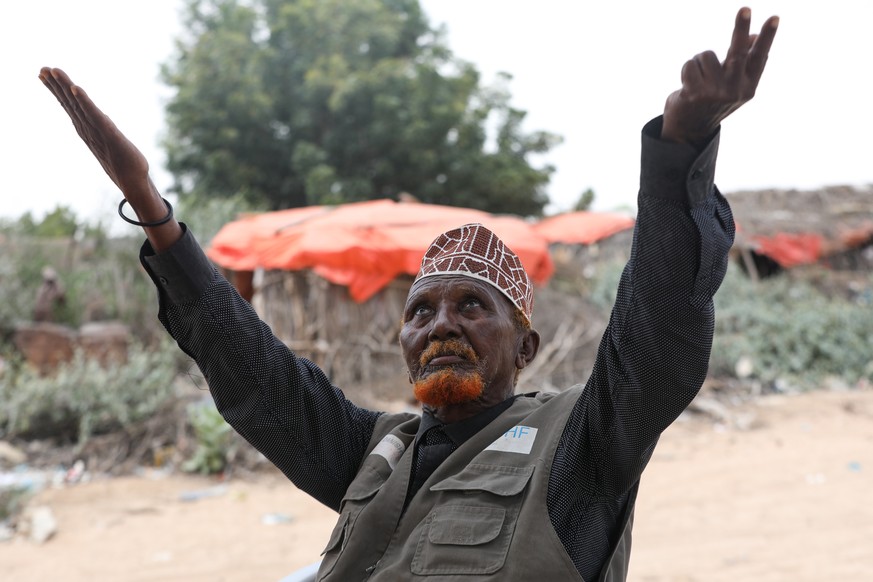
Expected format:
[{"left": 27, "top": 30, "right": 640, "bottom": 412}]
[
  {"left": 532, "top": 210, "right": 635, "bottom": 294},
  {"left": 207, "top": 199, "right": 555, "bottom": 403},
  {"left": 725, "top": 185, "right": 873, "bottom": 279},
  {"left": 207, "top": 201, "right": 685, "bottom": 401}
]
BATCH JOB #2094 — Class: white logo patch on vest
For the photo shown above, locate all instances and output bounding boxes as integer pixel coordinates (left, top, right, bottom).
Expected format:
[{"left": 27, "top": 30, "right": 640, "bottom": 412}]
[
  {"left": 370, "top": 434, "right": 406, "bottom": 470},
  {"left": 485, "top": 425, "right": 538, "bottom": 455}
]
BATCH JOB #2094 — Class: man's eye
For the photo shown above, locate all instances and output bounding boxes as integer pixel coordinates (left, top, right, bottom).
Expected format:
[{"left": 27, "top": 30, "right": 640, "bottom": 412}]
[
  {"left": 462, "top": 298, "right": 482, "bottom": 310},
  {"left": 414, "top": 305, "right": 432, "bottom": 316}
]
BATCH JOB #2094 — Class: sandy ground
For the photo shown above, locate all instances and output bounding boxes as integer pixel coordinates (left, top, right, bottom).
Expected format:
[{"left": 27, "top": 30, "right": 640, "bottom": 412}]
[{"left": 2, "top": 387, "right": 872, "bottom": 581}]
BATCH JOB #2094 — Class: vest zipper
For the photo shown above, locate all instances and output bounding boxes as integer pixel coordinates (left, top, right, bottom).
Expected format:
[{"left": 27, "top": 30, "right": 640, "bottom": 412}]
[{"left": 364, "top": 560, "right": 381, "bottom": 579}]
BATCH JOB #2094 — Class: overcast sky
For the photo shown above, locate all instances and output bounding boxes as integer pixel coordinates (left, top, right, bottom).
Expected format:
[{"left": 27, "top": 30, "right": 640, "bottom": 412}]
[{"left": 4, "top": 0, "right": 872, "bottom": 227}]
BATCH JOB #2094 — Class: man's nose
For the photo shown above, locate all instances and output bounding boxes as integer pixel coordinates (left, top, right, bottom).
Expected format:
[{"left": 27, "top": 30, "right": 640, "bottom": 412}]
[{"left": 428, "top": 305, "right": 461, "bottom": 341}]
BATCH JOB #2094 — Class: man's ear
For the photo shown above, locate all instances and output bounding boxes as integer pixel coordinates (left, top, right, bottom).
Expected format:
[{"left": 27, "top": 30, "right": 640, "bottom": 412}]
[{"left": 515, "top": 329, "right": 540, "bottom": 370}]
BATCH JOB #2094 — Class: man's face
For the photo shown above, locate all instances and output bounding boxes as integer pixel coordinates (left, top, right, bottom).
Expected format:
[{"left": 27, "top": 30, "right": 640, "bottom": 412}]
[{"left": 400, "top": 275, "right": 533, "bottom": 419}]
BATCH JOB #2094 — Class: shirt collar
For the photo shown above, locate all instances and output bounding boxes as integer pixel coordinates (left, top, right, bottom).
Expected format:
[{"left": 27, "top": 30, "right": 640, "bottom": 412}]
[{"left": 415, "top": 395, "right": 519, "bottom": 447}]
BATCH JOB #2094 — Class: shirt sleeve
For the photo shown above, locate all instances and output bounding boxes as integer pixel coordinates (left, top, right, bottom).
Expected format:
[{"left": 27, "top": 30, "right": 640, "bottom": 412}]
[
  {"left": 140, "top": 226, "right": 382, "bottom": 511},
  {"left": 545, "top": 116, "right": 734, "bottom": 578}
]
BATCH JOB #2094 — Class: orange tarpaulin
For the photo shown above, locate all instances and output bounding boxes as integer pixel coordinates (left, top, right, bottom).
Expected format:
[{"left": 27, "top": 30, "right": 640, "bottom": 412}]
[
  {"left": 750, "top": 232, "right": 824, "bottom": 268},
  {"left": 207, "top": 199, "right": 554, "bottom": 303},
  {"left": 533, "top": 211, "right": 635, "bottom": 245}
]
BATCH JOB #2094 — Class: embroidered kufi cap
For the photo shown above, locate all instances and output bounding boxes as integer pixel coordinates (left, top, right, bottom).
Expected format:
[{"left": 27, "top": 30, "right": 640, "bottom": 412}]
[{"left": 414, "top": 223, "right": 533, "bottom": 322}]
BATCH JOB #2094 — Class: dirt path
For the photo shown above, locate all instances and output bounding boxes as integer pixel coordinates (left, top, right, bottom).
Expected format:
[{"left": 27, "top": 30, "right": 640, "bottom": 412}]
[
  {"left": 3, "top": 388, "right": 872, "bottom": 581},
  {"left": 632, "top": 388, "right": 873, "bottom": 581}
]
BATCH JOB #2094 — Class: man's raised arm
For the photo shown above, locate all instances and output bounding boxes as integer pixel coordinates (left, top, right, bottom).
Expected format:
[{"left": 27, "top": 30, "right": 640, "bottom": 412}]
[
  {"left": 38, "top": 67, "right": 183, "bottom": 252},
  {"left": 561, "top": 6, "right": 780, "bottom": 495}
]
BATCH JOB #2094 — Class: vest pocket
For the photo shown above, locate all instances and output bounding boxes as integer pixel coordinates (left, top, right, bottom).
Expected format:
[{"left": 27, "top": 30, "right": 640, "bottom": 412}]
[
  {"left": 317, "top": 511, "right": 348, "bottom": 578},
  {"left": 321, "top": 511, "right": 348, "bottom": 556},
  {"left": 319, "top": 471, "right": 383, "bottom": 578},
  {"left": 411, "top": 464, "right": 533, "bottom": 576}
]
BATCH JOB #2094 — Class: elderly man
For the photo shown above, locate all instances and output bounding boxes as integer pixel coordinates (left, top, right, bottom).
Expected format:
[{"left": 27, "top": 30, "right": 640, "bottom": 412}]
[{"left": 40, "top": 7, "right": 777, "bottom": 580}]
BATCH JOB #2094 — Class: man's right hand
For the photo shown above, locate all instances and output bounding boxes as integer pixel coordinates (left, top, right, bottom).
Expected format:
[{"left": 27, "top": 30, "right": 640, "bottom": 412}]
[{"left": 39, "top": 67, "right": 182, "bottom": 250}]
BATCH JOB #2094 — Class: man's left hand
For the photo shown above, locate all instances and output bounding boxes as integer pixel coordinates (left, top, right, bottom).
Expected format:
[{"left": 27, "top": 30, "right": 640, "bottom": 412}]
[{"left": 661, "top": 7, "right": 779, "bottom": 146}]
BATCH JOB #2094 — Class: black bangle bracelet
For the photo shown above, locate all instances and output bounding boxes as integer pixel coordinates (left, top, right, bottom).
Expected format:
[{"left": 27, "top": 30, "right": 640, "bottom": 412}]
[{"left": 118, "top": 198, "right": 174, "bottom": 227}]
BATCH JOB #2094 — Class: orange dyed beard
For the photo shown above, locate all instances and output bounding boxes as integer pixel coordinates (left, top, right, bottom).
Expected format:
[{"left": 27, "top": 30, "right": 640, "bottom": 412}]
[{"left": 413, "top": 339, "right": 485, "bottom": 408}]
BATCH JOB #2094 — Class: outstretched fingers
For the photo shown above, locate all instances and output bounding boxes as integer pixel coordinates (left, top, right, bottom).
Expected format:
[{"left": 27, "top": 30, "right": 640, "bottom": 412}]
[
  {"left": 660, "top": 8, "right": 779, "bottom": 145},
  {"left": 40, "top": 67, "right": 119, "bottom": 158},
  {"left": 722, "top": 9, "right": 755, "bottom": 87},
  {"left": 39, "top": 68, "right": 72, "bottom": 112},
  {"left": 40, "top": 68, "right": 77, "bottom": 111},
  {"left": 747, "top": 15, "right": 779, "bottom": 82},
  {"left": 724, "top": 6, "right": 753, "bottom": 64},
  {"left": 40, "top": 68, "right": 89, "bottom": 134},
  {"left": 720, "top": 8, "right": 778, "bottom": 97}
]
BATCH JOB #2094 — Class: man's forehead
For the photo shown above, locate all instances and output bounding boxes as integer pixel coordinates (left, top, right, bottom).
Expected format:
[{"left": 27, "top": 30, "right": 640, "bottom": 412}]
[
  {"left": 406, "top": 275, "right": 510, "bottom": 306},
  {"left": 409, "top": 274, "right": 493, "bottom": 294}
]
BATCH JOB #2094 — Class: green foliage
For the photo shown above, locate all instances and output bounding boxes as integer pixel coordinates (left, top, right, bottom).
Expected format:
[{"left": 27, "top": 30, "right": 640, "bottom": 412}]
[
  {"left": 9, "top": 205, "right": 82, "bottom": 238},
  {"left": 577, "top": 260, "right": 872, "bottom": 391},
  {"left": 182, "top": 402, "right": 233, "bottom": 475},
  {"left": 574, "top": 188, "right": 596, "bottom": 212},
  {"left": 0, "top": 204, "right": 110, "bottom": 240},
  {"left": 176, "top": 192, "right": 258, "bottom": 245},
  {"left": 0, "top": 487, "right": 31, "bottom": 522},
  {"left": 0, "top": 342, "right": 181, "bottom": 446},
  {"left": 31, "top": 206, "right": 78, "bottom": 238},
  {"left": 161, "top": 0, "right": 560, "bottom": 216},
  {"left": 0, "top": 231, "right": 164, "bottom": 343},
  {"left": 585, "top": 258, "right": 626, "bottom": 311},
  {"left": 0, "top": 251, "right": 43, "bottom": 332},
  {"left": 711, "top": 265, "right": 873, "bottom": 389}
]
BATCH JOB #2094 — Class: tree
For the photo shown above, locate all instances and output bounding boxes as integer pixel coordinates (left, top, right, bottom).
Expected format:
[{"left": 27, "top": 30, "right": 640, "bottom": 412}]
[
  {"left": 161, "top": 0, "right": 561, "bottom": 216},
  {"left": 574, "top": 188, "right": 595, "bottom": 212},
  {"left": 12, "top": 205, "right": 79, "bottom": 238}
]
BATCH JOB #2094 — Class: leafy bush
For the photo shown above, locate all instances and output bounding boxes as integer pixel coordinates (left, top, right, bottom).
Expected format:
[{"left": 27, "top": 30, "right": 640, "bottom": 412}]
[
  {"left": 0, "top": 341, "right": 182, "bottom": 446},
  {"left": 578, "top": 259, "right": 873, "bottom": 390},
  {"left": 0, "top": 205, "right": 168, "bottom": 343},
  {"left": 712, "top": 265, "right": 873, "bottom": 389},
  {"left": 12, "top": 205, "right": 83, "bottom": 238},
  {"left": 182, "top": 402, "right": 233, "bottom": 475},
  {"left": 0, "top": 486, "right": 31, "bottom": 522},
  {"left": 0, "top": 233, "right": 165, "bottom": 344},
  {"left": 585, "top": 258, "right": 626, "bottom": 311}
]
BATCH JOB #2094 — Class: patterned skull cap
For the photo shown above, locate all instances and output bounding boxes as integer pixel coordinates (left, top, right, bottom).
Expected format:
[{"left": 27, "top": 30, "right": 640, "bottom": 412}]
[{"left": 414, "top": 223, "right": 533, "bottom": 322}]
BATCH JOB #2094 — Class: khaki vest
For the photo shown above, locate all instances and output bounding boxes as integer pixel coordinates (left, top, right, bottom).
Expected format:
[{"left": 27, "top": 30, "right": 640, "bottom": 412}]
[{"left": 317, "top": 387, "right": 637, "bottom": 581}]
